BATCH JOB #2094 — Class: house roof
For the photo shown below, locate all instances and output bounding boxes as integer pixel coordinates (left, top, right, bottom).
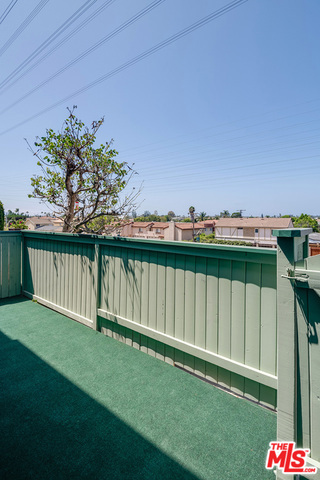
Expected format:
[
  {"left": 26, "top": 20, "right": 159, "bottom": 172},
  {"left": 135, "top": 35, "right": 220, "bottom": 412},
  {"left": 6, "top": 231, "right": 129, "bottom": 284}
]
[
  {"left": 149, "top": 222, "right": 169, "bottom": 229},
  {"left": 175, "top": 223, "right": 206, "bottom": 230},
  {"left": 35, "top": 224, "right": 63, "bottom": 232},
  {"left": 26, "top": 216, "right": 64, "bottom": 227},
  {"left": 309, "top": 233, "right": 320, "bottom": 243},
  {"left": 26, "top": 216, "right": 54, "bottom": 225},
  {"left": 132, "top": 222, "right": 169, "bottom": 229},
  {"left": 203, "top": 220, "right": 215, "bottom": 227},
  {"left": 215, "top": 217, "right": 293, "bottom": 228},
  {"left": 132, "top": 222, "right": 153, "bottom": 228}
]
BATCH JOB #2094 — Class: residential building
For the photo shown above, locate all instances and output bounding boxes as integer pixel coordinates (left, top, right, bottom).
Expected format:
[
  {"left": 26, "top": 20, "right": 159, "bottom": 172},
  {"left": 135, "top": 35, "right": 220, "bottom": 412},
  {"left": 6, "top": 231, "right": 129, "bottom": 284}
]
[
  {"left": 26, "top": 216, "right": 63, "bottom": 232},
  {"left": 120, "top": 220, "right": 215, "bottom": 241},
  {"left": 215, "top": 217, "right": 293, "bottom": 247}
]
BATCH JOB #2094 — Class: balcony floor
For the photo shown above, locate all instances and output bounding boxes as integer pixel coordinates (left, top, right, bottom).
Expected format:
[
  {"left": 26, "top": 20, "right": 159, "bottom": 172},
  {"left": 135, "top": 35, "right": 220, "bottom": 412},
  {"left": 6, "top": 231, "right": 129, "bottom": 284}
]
[{"left": 0, "top": 296, "right": 276, "bottom": 480}]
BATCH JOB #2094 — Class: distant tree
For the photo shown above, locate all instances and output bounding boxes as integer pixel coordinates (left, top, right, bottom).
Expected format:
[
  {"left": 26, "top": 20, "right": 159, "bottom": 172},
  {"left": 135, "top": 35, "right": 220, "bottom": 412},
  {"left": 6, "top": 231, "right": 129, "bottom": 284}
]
[
  {"left": 198, "top": 211, "right": 206, "bottom": 221},
  {"left": 294, "top": 214, "right": 319, "bottom": 232},
  {"left": 6, "top": 209, "right": 26, "bottom": 223},
  {"left": 0, "top": 201, "right": 4, "bottom": 230},
  {"left": 131, "top": 210, "right": 137, "bottom": 218},
  {"left": 220, "top": 210, "right": 230, "bottom": 218},
  {"left": 182, "top": 218, "right": 191, "bottom": 222},
  {"left": 148, "top": 214, "right": 161, "bottom": 222},
  {"left": 134, "top": 214, "right": 166, "bottom": 222},
  {"left": 167, "top": 210, "right": 175, "bottom": 220},
  {"left": 153, "top": 210, "right": 158, "bottom": 216},
  {"left": 143, "top": 210, "right": 151, "bottom": 217},
  {"left": 231, "top": 211, "right": 241, "bottom": 218}
]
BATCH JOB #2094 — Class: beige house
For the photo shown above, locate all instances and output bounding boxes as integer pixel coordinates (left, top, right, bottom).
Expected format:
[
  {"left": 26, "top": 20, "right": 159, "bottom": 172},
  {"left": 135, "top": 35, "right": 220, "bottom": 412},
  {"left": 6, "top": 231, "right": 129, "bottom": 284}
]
[
  {"left": 121, "top": 222, "right": 170, "bottom": 239},
  {"left": 215, "top": 217, "right": 293, "bottom": 247},
  {"left": 121, "top": 220, "right": 215, "bottom": 241},
  {"left": 173, "top": 222, "right": 205, "bottom": 241},
  {"left": 26, "top": 216, "right": 63, "bottom": 232}
]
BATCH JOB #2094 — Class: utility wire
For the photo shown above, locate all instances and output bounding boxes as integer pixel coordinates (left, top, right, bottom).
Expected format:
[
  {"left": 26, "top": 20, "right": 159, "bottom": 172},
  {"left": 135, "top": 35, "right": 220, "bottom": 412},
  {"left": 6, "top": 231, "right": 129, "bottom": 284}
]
[
  {"left": 118, "top": 97, "right": 320, "bottom": 155},
  {"left": 0, "top": 0, "right": 18, "bottom": 26},
  {"left": 0, "top": 0, "right": 50, "bottom": 58},
  {"left": 0, "top": 0, "right": 248, "bottom": 136},
  {"left": 0, "top": 0, "right": 116, "bottom": 95},
  {"left": 141, "top": 163, "right": 320, "bottom": 191},
  {"left": 133, "top": 134, "right": 320, "bottom": 175},
  {"left": 119, "top": 112, "right": 320, "bottom": 162},
  {"left": 139, "top": 149, "right": 320, "bottom": 182},
  {"left": 0, "top": 0, "right": 100, "bottom": 90},
  {"left": 0, "top": 0, "right": 166, "bottom": 115}
]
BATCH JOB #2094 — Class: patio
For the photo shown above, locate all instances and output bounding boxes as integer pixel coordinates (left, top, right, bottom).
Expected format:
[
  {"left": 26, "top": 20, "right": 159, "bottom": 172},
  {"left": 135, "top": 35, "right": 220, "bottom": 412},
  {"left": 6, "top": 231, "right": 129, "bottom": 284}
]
[{"left": 0, "top": 296, "right": 276, "bottom": 479}]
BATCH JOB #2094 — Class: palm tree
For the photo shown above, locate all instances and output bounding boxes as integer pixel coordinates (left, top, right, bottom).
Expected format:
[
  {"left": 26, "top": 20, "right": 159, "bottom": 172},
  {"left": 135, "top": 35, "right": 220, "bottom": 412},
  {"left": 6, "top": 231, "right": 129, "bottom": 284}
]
[
  {"left": 220, "top": 210, "right": 230, "bottom": 218},
  {"left": 189, "top": 206, "right": 195, "bottom": 241}
]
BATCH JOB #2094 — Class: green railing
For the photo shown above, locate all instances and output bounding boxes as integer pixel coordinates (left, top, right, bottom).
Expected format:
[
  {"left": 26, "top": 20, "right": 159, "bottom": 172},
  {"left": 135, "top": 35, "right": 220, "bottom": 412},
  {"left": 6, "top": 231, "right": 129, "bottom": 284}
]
[
  {"left": 0, "top": 231, "right": 21, "bottom": 298},
  {"left": 1, "top": 230, "right": 278, "bottom": 408}
]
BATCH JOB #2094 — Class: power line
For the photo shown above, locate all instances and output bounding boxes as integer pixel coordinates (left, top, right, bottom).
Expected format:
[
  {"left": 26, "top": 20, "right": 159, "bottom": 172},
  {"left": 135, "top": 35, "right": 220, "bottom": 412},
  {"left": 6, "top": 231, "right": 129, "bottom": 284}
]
[
  {"left": 0, "top": 0, "right": 18, "bottom": 26},
  {"left": 118, "top": 114, "right": 320, "bottom": 163},
  {"left": 139, "top": 151, "right": 320, "bottom": 183},
  {"left": 0, "top": 0, "right": 166, "bottom": 115},
  {"left": 133, "top": 135, "right": 320, "bottom": 175},
  {"left": 0, "top": 0, "right": 50, "bottom": 58},
  {"left": 0, "top": 0, "right": 248, "bottom": 136},
  {"left": 0, "top": 0, "right": 116, "bottom": 95},
  {"left": 0, "top": 0, "right": 101, "bottom": 90},
  {"left": 118, "top": 97, "right": 320, "bottom": 155},
  {"left": 141, "top": 163, "right": 320, "bottom": 192}
]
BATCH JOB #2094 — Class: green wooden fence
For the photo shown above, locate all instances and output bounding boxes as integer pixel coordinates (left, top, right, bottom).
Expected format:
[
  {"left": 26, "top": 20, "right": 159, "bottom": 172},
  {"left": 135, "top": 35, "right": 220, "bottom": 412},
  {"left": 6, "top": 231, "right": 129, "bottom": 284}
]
[
  {"left": 18, "top": 231, "right": 277, "bottom": 408},
  {"left": 0, "top": 232, "right": 21, "bottom": 298}
]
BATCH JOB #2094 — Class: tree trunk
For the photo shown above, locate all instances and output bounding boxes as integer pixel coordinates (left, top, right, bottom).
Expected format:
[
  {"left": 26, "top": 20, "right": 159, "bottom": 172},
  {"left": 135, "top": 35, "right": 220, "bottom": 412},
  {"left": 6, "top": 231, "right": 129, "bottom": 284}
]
[{"left": 64, "top": 170, "right": 75, "bottom": 232}]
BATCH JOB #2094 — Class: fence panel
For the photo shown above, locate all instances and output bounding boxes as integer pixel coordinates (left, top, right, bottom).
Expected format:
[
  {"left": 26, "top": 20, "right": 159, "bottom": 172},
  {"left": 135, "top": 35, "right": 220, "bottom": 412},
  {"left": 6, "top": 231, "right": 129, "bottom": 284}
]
[
  {"left": 0, "top": 232, "right": 21, "bottom": 298},
  {"left": 98, "top": 237, "right": 278, "bottom": 407},
  {"left": 22, "top": 232, "right": 98, "bottom": 328}
]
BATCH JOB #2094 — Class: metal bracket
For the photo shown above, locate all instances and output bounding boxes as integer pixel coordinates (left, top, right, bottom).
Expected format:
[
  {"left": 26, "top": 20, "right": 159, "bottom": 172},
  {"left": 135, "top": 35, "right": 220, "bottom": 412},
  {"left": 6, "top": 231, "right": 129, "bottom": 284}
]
[{"left": 281, "top": 268, "right": 309, "bottom": 282}]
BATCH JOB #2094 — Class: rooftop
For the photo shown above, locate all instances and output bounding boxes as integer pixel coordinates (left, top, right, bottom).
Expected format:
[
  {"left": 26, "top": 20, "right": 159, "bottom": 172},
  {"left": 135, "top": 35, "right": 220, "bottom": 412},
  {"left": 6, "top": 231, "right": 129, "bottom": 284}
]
[
  {"left": 215, "top": 217, "right": 292, "bottom": 228},
  {"left": 1, "top": 296, "right": 276, "bottom": 480}
]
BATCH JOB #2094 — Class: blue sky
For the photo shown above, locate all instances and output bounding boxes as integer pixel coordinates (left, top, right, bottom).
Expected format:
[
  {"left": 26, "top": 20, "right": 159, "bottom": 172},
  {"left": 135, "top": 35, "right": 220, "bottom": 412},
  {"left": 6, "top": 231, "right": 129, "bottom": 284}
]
[{"left": 0, "top": 0, "right": 319, "bottom": 217}]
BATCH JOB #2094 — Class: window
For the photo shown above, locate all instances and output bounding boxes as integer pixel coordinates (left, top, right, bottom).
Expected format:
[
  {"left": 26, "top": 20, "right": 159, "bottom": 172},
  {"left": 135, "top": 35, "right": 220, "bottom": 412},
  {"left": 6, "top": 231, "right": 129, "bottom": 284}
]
[
  {"left": 138, "top": 228, "right": 142, "bottom": 233},
  {"left": 255, "top": 229, "right": 258, "bottom": 233},
  {"left": 156, "top": 228, "right": 161, "bottom": 233}
]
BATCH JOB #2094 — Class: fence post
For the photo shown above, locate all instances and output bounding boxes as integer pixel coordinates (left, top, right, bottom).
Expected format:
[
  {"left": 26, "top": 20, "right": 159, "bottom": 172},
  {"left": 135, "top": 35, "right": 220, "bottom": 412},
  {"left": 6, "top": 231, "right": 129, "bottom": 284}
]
[
  {"left": 273, "top": 228, "right": 312, "bottom": 480},
  {"left": 94, "top": 240, "right": 101, "bottom": 331}
]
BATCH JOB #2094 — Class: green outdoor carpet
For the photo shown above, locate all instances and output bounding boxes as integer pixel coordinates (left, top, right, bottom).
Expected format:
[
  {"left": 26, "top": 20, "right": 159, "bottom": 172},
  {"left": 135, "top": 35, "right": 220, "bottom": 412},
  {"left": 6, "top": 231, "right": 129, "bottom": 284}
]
[{"left": 0, "top": 296, "right": 276, "bottom": 480}]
